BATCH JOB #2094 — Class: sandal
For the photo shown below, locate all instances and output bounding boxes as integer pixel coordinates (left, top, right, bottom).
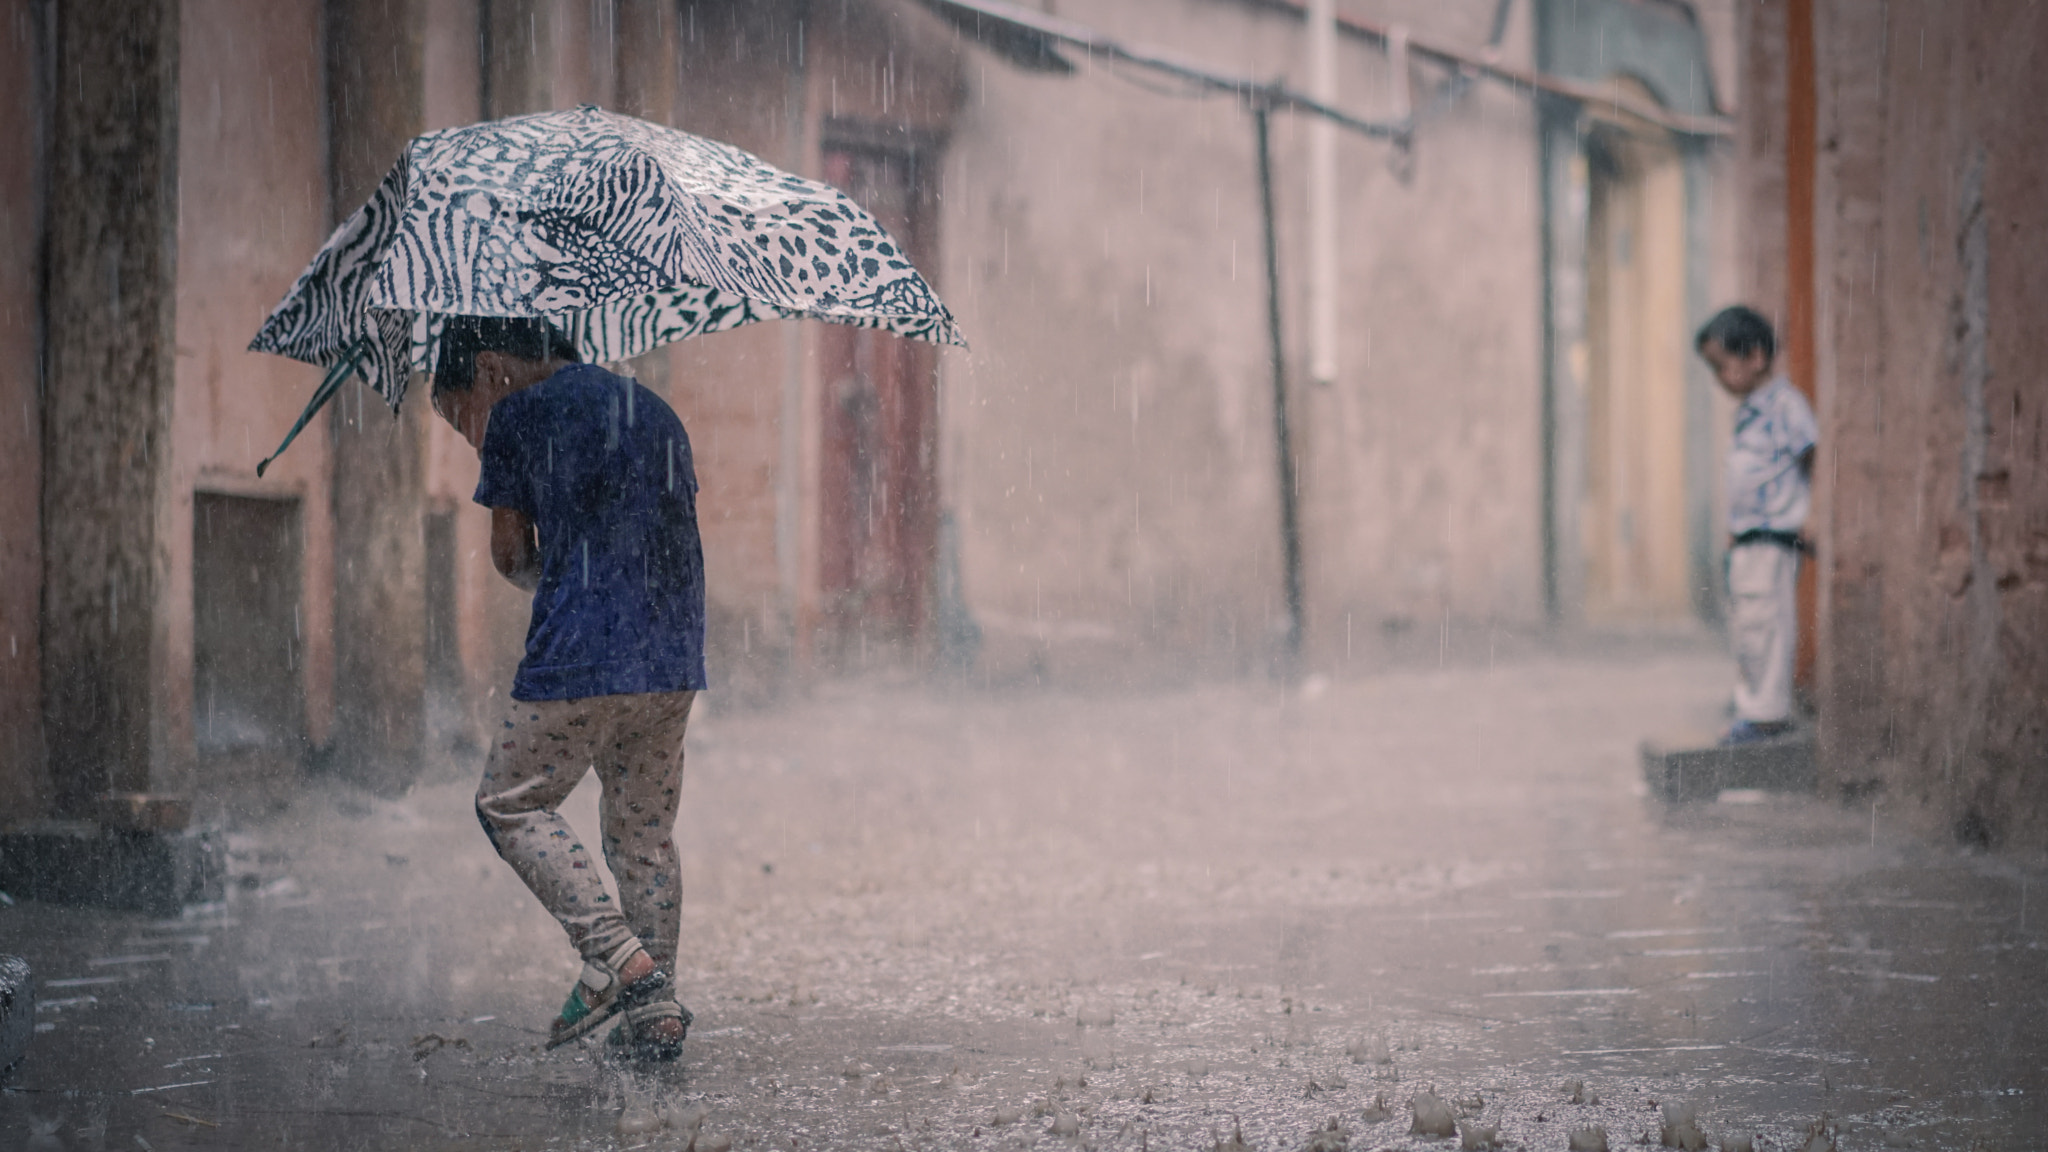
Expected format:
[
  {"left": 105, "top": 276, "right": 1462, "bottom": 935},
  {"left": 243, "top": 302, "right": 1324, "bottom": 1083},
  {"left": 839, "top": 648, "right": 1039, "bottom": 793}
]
[
  {"left": 544, "top": 939, "right": 670, "bottom": 1050},
  {"left": 606, "top": 998, "right": 693, "bottom": 1063}
]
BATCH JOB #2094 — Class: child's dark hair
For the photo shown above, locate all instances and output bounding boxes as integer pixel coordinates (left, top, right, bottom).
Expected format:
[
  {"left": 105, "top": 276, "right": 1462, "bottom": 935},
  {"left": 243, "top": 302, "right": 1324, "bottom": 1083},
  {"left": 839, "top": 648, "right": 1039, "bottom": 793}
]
[
  {"left": 1694, "top": 305, "right": 1775, "bottom": 361},
  {"left": 432, "top": 316, "right": 581, "bottom": 396}
]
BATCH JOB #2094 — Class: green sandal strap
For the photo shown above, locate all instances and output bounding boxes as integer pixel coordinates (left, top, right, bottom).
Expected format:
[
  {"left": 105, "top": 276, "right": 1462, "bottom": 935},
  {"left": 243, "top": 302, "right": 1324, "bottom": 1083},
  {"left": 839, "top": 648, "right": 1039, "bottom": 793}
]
[{"left": 546, "top": 940, "right": 664, "bottom": 1050}]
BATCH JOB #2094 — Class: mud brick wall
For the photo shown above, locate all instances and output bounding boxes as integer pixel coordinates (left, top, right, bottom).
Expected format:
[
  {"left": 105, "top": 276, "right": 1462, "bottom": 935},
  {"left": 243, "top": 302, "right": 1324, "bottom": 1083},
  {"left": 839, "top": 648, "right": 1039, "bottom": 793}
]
[{"left": 1811, "top": 0, "right": 2048, "bottom": 846}]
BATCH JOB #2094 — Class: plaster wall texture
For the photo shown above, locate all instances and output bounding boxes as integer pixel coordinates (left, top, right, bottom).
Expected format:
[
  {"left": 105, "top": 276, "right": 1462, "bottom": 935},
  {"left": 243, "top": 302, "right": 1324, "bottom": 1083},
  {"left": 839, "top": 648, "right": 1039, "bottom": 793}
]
[
  {"left": 940, "top": 0, "right": 1546, "bottom": 681},
  {"left": 1811, "top": 0, "right": 2048, "bottom": 846}
]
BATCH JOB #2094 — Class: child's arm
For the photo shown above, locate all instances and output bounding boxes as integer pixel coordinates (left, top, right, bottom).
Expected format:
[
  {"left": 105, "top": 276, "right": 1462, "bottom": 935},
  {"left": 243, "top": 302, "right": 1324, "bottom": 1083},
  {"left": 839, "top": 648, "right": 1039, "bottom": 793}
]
[{"left": 491, "top": 507, "right": 542, "bottom": 592}]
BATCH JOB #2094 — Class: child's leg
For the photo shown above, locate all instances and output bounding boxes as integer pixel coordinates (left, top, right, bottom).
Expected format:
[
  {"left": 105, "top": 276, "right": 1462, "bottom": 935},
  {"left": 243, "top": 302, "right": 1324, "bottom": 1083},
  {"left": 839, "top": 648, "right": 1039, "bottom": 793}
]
[
  {"left": 593, "top": 690, "right": 695, "bottom": 972},
  {"left": 475, "top": 697, "right": 638, "bottom": 963},
  {"left": 1729, "top": 543, "right": 1798, "bottom": 724}
]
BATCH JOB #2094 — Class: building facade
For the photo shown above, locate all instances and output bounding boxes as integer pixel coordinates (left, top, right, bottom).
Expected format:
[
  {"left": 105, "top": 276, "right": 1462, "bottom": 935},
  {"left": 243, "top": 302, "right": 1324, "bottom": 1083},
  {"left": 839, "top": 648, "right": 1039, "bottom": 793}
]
[{"left": 0, "top": 0, "right": 1745, "bottom": 823}]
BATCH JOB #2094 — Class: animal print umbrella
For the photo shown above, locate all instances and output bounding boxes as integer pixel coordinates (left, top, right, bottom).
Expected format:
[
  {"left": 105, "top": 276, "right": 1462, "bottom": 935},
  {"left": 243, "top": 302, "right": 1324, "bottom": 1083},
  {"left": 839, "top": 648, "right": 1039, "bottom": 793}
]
[{"left": 249, "top": 105, "right": 962, "bottom": 474}]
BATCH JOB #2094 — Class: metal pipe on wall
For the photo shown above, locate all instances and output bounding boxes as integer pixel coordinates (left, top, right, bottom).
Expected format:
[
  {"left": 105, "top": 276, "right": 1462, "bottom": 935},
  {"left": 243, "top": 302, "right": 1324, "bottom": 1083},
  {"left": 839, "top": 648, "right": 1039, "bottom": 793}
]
[
  {"left": 1255, "top": 106, "right": 1305, "bottom": 674},
  {"left": 1306, "top": 0, "right": 1338, "bottom": 387}
]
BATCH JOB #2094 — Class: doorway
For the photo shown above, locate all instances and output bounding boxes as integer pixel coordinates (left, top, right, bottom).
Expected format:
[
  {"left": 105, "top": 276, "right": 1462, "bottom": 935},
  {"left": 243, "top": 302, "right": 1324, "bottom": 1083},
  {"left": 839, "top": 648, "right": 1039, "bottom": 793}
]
[
  {"left": 816, "top": 142, "right": 940, "bottom": 670},
  {"left": 193, "top": 492, "right": 304, "bottom": 756},
  {"left": 1581, "top": 113, "right": 1691, "bottom": 623}
]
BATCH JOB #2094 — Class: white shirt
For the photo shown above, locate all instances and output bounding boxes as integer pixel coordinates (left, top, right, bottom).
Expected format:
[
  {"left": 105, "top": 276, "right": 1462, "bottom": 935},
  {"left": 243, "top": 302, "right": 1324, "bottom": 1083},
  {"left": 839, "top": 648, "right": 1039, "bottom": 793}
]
[{"left": 1727, "top": 375, "right": 1817, "bottom": 535}]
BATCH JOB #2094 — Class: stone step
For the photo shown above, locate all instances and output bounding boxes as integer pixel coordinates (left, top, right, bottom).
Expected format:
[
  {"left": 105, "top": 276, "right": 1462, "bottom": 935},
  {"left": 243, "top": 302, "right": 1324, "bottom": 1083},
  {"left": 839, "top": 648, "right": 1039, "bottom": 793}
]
[
  {"left": 1640, "top": 727, "right": 1817, "bottom": 803},
  {"left": 0, "top": 822, "right": 224, "bottom": 915}
]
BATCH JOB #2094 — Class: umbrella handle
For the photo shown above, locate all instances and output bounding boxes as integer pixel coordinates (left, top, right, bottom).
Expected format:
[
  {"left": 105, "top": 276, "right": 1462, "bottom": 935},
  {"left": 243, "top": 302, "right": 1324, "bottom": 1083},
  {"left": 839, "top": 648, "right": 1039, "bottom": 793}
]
[{"left": 255, "top": 339, "right": 370, "bottom": 478}]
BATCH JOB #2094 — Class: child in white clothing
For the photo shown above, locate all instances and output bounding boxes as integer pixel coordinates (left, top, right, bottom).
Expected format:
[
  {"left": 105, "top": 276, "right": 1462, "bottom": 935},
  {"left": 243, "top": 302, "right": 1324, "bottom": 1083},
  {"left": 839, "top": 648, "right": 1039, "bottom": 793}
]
[{"left": 1695, "top": 306, "right": 1817, "bottom": 745}]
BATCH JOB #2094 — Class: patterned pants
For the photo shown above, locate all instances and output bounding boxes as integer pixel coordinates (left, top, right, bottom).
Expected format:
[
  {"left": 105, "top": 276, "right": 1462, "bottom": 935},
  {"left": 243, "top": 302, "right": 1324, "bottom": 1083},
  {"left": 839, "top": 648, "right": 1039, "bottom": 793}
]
[{"left": 475, "top": 690, "right": 696, "bottom": 969}]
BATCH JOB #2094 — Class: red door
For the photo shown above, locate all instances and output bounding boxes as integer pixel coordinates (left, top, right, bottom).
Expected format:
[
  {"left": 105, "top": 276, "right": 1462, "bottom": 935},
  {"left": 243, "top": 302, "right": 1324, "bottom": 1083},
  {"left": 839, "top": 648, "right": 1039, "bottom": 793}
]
[{"left": 817, "top": 145, "right": 939, "bottom": 669}]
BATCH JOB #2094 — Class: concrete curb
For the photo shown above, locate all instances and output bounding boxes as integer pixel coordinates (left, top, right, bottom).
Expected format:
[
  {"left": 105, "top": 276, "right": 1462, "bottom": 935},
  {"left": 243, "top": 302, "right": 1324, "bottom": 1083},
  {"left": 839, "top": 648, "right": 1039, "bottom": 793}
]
[
  {"left": 0, "top": 823, "right": 225, "bottom": 915},
  {"left": 1641, "top": 728, "right": 1817, "bottom": 803}
]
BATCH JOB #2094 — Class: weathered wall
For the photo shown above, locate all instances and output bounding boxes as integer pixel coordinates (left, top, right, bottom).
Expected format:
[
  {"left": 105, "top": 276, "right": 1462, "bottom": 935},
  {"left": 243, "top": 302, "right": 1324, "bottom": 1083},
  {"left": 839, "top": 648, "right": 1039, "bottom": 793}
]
[
  {"left": 0, "top": 0, "right": 47, "bottom": 819},
  {"left": 1733, "top": 0, "right": 1787, "bottom": 329},
  {"left": 1299, "top": 1, "right": 1544, "bottom": 665},
  {"left": 1807, "top": 0, "right": 1885, "bottom": 812},
  {"left": 942, "top": 0, "right": 1546, "bottom": 681},
  {"left": 668, "top": 1, "right": 811, "bottom": 697},
  {"left": 326, "top": 0, "right": 429, "bottom": 793},
  {"left": 1535, "top": 0, "right": 1740, "bottom": 631},
  {"left": 1812, "top": 0, "right": 2048, "bottom": 846},
  {"left": 41, "top": 0, "right": 180, "bottom": 814},
  {"left": 167, "top": 0, "right": 334, "bottom": 799},
  {"left": 665, "top": 0, "right": 963, "bottom": 698},
  {"left": 420, "top": 0, "right": 523, "bottom": 746}
]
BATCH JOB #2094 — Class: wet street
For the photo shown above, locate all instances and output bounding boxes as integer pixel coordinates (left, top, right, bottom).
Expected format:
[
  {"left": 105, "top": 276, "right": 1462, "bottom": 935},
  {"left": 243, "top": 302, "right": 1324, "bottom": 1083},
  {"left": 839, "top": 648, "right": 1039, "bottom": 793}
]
[{"left": 4, "top": 646, "right": 2044, "bottom": 1151}]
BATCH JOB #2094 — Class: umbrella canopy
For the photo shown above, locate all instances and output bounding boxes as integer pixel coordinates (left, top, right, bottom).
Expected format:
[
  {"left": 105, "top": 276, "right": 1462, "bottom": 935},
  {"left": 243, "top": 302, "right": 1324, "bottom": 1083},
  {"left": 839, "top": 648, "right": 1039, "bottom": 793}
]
[{"left": 248, "top": 106, "right": 962, "bottom": 470}]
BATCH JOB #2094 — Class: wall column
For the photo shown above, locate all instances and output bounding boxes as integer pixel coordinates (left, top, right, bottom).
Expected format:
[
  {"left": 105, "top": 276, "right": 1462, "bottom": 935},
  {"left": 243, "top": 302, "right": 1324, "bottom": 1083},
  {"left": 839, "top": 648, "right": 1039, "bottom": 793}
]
[
  {"left": 1783, "top": 0, "right": 1819, "bottom": 689},
  {"left": 1809, "top": 0, "right": 1889, "bottom": 793},
  {"left": 0, "top": 0, "right": 49, "bottom": 819},
  {"left": 41, "top": 0, "right": 180, "bottom": 816},
  {"left": 327, "top": 0, "right": 427, "bottom": 793}
]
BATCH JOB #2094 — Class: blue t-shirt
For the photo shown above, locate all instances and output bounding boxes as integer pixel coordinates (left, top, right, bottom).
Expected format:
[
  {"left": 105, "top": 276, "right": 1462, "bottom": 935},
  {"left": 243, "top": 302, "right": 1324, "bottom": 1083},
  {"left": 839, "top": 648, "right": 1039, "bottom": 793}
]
[{"left": 473, "top": 363, "right": 707, "bottom": 700}]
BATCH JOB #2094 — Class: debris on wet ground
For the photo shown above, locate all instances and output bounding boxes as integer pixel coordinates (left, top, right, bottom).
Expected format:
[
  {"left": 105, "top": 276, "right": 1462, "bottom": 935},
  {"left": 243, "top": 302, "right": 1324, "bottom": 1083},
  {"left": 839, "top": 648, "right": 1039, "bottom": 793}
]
[
  {"left": 409, "top": 1032, "right": 471, "bottom": 1060},
  {"left": 1211, "top": 1115, "right": 1254, "bottom": 1151},
  {"left": 1458, "top": 1117, "right": 1502, "bottom": 1150},
  {"left": 1076, "top": 1002, "right": 1116, "bottom": 1027},
  {"left": 1411, "top": 1088, "right": 1459, "bottom": 1137},
  {"left": 1800, "top": 1115, "right": 1840, "bottom": 1152},
  {"left": 1660, "top": 1100, "right": 1708, "bottom": 1151},
  {"left": 1304, "top": 1115, "right": 1351, "bottom": 1151}
]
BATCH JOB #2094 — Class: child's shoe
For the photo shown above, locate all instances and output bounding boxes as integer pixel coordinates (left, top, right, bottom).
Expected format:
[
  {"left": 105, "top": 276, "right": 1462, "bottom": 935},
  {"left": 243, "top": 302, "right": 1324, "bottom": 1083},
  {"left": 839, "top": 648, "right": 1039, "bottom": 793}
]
[
  {"left": 606, "top": 998, "right": 692, "bottom": 1063},
  {"left": 1720, "top": 718, "right": 1792, "bottom": 747},
  {"left": 545, "top": 939, "right": 670, "bottom": 1050}
]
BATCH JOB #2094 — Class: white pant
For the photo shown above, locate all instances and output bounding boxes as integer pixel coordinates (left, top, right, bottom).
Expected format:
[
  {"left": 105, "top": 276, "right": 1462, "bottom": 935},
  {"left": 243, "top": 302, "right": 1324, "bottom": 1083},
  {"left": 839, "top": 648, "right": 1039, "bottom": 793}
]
[{"left": 1728, "top": 542, "right": 1799, "bottom": 723}]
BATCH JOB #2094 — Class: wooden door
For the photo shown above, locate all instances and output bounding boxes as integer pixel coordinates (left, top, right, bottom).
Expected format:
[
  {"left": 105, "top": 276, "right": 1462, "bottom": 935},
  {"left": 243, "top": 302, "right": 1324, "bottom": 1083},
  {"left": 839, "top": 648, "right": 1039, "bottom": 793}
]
[
  {"left": 1583, "top": 120, "right": 1691, "bottom": 622},
  {"left": 817, "top": 145, "right": 939, "bottom": 669}
]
